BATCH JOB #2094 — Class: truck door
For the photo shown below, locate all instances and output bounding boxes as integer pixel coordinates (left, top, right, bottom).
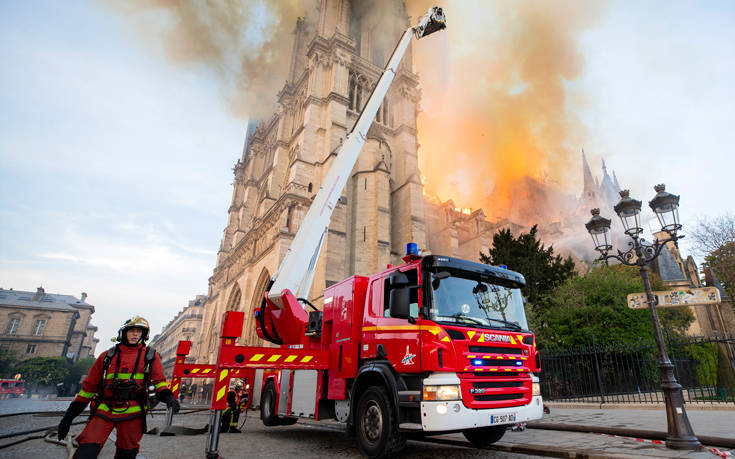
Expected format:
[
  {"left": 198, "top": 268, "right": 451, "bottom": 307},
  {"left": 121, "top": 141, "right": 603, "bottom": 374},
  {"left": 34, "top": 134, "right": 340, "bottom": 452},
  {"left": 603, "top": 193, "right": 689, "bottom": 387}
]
[{"left": 363, "top": 268, "right": 422, "bottom": 373}]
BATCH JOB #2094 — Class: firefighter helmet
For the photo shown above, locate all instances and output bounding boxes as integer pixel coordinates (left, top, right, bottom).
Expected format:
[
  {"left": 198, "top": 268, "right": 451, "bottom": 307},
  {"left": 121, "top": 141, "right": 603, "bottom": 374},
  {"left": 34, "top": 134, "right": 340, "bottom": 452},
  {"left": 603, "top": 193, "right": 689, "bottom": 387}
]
[{"left": 117, "top": 316, "right": 150, "bottom": 343}]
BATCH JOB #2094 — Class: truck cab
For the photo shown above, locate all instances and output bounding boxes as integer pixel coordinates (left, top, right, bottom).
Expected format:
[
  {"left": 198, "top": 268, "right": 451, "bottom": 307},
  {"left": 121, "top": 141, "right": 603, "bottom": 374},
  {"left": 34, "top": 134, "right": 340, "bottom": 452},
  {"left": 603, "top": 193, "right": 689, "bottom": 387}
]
[{"left": 323, "top": 252, "right": 543, "bottom": 454}]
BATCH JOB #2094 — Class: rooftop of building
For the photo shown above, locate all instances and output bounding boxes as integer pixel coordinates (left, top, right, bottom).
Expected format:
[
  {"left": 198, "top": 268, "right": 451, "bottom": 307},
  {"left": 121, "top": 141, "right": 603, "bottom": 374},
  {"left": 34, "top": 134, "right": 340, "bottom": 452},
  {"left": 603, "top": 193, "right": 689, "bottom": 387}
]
[{"left": 0, "top": 287, "right": 94, "bottom": 312}]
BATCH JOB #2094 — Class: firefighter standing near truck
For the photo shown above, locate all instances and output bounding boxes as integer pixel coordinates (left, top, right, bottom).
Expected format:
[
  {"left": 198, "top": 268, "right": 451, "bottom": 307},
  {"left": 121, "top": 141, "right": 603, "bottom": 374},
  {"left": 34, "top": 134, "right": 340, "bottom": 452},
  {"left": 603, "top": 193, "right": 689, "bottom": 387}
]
[
  {"left": 220, "top": 379, "right": 243, "bottom": 433},
  {"left": 57, "top": 316, "right": 180, "bottom": 458}
]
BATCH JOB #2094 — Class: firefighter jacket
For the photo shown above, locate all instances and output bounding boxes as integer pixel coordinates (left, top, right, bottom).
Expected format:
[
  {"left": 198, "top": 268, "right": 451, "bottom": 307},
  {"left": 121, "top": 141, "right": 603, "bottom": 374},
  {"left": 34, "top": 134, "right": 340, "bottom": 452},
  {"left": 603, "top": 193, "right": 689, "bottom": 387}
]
[
  {"left": 74, "top": 344, "right": 168, "bottom": 421},
  {"left": 226, "top": 389, "right": 241, "bottom": 411}
]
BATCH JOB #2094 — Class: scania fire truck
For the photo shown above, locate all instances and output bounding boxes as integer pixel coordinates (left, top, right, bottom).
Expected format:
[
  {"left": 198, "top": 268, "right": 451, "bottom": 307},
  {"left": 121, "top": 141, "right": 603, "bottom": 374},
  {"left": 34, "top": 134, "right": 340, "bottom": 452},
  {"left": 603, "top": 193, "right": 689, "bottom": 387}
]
[{"left": 171, "top": 8, "right": 543, "bottom": 458}]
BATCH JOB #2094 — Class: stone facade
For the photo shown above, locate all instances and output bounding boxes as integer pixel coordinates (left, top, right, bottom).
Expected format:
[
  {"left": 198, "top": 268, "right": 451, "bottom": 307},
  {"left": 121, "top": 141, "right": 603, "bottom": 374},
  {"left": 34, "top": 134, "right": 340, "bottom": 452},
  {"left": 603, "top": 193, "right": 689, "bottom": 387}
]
[
  {"left": 198, "top": 0, "right": 425, "bottom": 363},
  {"left": 149, "top": 295, "right": 206, "bottom": 377},
  {"left": 0, "top": 287, "right": 97, "bottom": 362},
  {"left": 650, "top": 233, "right": 732, "bottom": 337}
]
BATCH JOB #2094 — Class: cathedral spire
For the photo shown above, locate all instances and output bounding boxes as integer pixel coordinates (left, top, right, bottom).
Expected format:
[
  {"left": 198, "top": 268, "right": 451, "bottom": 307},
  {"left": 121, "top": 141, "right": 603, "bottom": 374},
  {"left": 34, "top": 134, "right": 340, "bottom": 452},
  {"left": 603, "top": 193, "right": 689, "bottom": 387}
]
[
  {"left": 613, "top": 170, "right": 621, "bottom": 192},
  {"left": 581, "top": 149, "right": 596, "bottom": 202}
]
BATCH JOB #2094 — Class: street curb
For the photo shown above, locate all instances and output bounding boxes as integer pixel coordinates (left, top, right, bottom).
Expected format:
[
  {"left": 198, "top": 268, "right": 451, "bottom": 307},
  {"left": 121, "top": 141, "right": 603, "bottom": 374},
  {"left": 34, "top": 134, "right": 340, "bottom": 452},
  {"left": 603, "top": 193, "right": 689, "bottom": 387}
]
[
  {"left": 427, "top": 435, "right": 636, "bottom": 459},
  {"left": 527, "top": 422, "right": 735, "bottom": 450},
  {"left": 546, "top": 402, "right": 735, "bottom": 411}
]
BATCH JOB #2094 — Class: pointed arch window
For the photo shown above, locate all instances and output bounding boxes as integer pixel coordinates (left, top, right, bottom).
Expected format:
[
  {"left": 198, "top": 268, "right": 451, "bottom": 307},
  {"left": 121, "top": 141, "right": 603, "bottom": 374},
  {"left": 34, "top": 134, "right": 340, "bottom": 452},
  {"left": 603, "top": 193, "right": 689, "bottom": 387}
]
[{"left": 226, "top": 285, "right": 242, "bottom": 311}]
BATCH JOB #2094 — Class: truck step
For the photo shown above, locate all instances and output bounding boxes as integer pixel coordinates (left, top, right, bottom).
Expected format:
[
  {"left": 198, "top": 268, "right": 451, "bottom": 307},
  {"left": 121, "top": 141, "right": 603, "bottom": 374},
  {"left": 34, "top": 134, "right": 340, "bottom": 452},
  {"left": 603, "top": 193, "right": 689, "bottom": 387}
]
[{"left": 399, "top": 422, "right": 423, "bottom": 431}]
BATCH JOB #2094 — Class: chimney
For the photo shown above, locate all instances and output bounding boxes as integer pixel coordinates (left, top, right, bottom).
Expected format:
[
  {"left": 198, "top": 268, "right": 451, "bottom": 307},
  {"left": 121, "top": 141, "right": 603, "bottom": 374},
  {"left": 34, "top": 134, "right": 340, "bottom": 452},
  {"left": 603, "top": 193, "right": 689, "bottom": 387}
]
[
  {"left": 81, "top": 292, "right": 88, "bottom": 302},
  {"left": 32, "top": 286, "right": 45, "bottom": 301}
]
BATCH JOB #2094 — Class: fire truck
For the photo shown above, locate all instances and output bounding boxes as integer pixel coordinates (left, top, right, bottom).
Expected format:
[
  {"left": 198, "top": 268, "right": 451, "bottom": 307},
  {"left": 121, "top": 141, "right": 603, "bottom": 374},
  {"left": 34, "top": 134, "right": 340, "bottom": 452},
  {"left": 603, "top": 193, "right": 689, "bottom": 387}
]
[
  {"left": 0, "top": 378, "right": 24, "bottom": 398},
  {"left": 171, "top": 7, "right": 543, "bottom": 458}
]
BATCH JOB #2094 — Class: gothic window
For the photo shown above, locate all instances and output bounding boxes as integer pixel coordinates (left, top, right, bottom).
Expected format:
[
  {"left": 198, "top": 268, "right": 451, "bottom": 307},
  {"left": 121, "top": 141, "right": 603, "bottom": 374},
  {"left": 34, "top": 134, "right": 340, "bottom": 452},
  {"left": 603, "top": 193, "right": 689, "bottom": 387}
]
[
  {"left": 348, "top": 75, "right": 356, "bottom": 111},
  {"left": 308, "top": 182, "right": 313, "bottom": 193},
  {"left": 26, "top": 344, "right": 36, "bottom": 354},
  {"left": 349, "top": 10, "right": 362, "bottom": 56},
  {"left": 226, "top": 285, "right": 242, "bottom": 311}
]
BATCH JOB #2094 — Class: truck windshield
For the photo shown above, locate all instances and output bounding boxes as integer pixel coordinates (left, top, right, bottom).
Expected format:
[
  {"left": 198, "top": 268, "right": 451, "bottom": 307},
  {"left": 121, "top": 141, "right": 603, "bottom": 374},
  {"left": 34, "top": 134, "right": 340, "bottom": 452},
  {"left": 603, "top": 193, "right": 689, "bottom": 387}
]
[{"left": 428, "top": 271, "right": 529, "bottom": 331}]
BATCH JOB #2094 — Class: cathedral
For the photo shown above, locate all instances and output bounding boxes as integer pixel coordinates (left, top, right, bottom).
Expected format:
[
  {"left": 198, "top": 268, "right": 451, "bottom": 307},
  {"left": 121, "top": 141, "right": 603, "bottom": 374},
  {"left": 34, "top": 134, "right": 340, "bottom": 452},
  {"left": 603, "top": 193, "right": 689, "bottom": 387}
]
[{"left": 195, "top": 1, "right": 721, "bottom": 364}]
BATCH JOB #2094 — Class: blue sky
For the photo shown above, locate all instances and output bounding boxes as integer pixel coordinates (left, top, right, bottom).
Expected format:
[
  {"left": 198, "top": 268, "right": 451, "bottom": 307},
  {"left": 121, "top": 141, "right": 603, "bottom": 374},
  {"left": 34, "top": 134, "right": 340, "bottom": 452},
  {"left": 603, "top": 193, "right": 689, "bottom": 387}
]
[{"left": 1, "top": 1, "right": 734, "bottom": 351}]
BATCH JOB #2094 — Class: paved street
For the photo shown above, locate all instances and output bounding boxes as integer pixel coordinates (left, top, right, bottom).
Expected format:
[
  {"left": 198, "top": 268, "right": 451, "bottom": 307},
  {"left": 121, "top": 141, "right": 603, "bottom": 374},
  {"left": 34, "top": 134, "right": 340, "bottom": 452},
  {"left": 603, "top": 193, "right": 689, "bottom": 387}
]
[{"left": 1, "top": 399, "right": 733, "bottom": 458}]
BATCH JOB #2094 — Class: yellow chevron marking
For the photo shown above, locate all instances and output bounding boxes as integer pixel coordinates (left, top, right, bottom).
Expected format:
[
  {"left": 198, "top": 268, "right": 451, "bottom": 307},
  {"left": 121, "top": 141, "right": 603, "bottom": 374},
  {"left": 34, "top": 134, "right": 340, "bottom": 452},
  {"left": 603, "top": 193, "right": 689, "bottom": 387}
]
[
  {"left": 172, "top": 383, "right": 179, "bottom": 393},
  {"left": 521, "top": 357, "right": 527, "bottom": 360},
  {"left": 490, "top": 368, "right": 498, "bottom": 371},
  {"left": 267, "top": 354, "right": 281, "bottom": 362},
  {"left": 467, "top": 355, "right": 476, "bottom": 358},
  {"left": 497, "top": 356, "right": 504, "bottom": 359},
  {"left": 300, "top": 356, "right": 313, "bottom": 363},
  {"left": 509, "top": 336, "right": 516, "bottom": 345},
  {"left": 467, "top": 331, "right": 476, "bottom": 340},
  {"left": 504, "top": 368, "right": 511, "bottom": 372},
  {"left": 203, "top": 368, "right": 212, "bottom": 373},
  {"left": 285, "top": 355, "right": 298, "bottom": 362},
  {"left": 478, "top": 334, "right": 485, "bottom": 342},
  {"left": 517, "top": 334, "right": 524, "bottom": 343},
  {"left": 219, "top": 370, "right": 228, "bottom": 382},
  {"left": 441, "top": 336, "right": 450, "bottom": 342},
  {"left": 216, "top": 386, "right": 226, "bottom": 401},
  {"left": 250, "top": 354, "right": 264, "bottom": 361},
  {"left": 191, "top": 368, "right": 200, "bottom": 374},
  {"left": 476, "top": 368, "right": 485, "bottom": 372}
]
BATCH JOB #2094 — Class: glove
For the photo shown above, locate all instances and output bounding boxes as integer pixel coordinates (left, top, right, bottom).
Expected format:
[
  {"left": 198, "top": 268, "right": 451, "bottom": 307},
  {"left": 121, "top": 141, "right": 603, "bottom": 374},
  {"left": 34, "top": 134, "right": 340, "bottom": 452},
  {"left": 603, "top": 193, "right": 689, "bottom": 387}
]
[
  {"left": 157, "top": 389, "right": 180, "bottom": 414},
  {"left": 58, "top": 401, "right": 86, "bottom": 440}
]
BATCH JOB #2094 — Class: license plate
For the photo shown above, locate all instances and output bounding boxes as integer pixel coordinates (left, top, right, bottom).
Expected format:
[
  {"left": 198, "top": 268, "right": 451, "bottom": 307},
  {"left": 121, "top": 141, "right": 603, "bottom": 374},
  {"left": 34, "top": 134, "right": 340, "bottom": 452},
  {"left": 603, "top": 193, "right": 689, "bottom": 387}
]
[{"left": 490, "top": 413, "right": 517, "bottom": 425}]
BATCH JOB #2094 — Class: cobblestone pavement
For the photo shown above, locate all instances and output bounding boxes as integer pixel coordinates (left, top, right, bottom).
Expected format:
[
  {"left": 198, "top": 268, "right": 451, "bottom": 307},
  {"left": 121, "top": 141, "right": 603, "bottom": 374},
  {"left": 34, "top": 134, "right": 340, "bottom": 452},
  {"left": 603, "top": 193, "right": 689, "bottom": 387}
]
[{"left": 1, "top": 400, "right": 733, "bottom": 458}]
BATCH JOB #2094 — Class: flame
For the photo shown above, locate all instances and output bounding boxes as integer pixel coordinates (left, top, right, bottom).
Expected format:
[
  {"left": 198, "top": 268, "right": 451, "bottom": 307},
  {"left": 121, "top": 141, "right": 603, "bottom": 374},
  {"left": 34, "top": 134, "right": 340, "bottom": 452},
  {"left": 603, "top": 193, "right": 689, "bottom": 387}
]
[{"left": 409, "top": 1, "right": 603, "bottom": 225}]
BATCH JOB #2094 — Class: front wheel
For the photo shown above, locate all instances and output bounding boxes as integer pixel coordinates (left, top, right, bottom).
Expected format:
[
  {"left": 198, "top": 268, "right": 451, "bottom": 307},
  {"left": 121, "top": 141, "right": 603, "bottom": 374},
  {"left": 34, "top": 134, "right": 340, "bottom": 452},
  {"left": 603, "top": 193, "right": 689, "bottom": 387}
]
[
  {"left": 260, "top": 381, "right": 279, "bottom": 426},
  {"left": 463, "top": 425, "right": 506, "bottom": 447},
  {"left": 356, "top": 386, "right": 405, "bottom": 458}
]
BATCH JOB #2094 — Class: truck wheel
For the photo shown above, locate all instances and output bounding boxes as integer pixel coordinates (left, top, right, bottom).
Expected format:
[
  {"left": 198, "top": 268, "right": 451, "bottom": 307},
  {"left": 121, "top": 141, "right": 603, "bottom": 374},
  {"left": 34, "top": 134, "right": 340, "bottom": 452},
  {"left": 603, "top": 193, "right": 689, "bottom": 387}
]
[
  {"left": 356, "top": 386, "right": 405, "bottom": 458},
  {"left": 462, "top": 425, "right": 506, "bottom": 447},
  {"left": 279, "top": 416, "right": 298, "bottom": 426},
  {"left": 260, "top": 381, "right": 279, "bottom": 426}
]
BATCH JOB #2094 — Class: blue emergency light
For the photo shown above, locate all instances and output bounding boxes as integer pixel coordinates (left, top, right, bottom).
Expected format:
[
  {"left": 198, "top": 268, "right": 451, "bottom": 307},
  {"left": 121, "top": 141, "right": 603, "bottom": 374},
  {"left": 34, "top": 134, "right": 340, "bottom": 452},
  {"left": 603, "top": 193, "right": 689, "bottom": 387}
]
[
  {"left": 473, "top": 359, "right": 483, "bottom": 366},
  {"left": 406, "top": 242, "right": 419, "bottom": 257},
  {"left": 499, "top": 264, "right": 508, "bottom": 269}
]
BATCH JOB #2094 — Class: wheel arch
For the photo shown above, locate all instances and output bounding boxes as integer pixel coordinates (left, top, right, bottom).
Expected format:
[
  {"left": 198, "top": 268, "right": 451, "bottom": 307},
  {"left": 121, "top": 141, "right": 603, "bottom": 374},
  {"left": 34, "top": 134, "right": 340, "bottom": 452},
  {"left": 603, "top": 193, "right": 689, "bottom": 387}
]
[{"left": 349, "top": 361, "right": 404, "bottom": 427}]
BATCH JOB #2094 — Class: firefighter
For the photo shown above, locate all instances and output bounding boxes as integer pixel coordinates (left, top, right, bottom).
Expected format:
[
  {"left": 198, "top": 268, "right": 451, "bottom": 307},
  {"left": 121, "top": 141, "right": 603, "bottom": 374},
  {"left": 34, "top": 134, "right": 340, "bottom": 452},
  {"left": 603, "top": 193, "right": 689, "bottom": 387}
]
[
  {"left": 220, "top": 379, "right": 243, "bottom": 433},
  {"left": 57, "top": 316, "right": 180, "bottom": 458}
]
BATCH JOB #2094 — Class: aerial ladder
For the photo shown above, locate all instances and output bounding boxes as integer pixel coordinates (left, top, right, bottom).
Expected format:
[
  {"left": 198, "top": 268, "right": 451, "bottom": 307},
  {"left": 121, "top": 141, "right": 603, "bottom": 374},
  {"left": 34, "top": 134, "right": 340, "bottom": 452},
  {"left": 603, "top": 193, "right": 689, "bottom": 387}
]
[{"left": 169, "top": 8, "right": 447, "bottom": 458}]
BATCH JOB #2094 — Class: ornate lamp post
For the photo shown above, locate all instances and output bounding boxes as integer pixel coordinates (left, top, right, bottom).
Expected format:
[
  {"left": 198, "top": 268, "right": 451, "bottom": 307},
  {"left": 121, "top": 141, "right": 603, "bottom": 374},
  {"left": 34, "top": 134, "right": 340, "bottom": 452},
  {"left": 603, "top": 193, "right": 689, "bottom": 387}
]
[{"left": 585, "top": 184, "right": 701, "bottom": 450}]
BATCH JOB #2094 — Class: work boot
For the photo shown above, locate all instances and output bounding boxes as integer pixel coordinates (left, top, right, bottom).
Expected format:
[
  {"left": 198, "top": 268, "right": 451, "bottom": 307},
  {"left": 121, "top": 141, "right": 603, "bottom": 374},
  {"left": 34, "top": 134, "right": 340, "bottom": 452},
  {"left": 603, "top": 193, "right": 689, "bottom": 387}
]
[{"left": 228, "top": 427, "right": 242, "bottom": 433}]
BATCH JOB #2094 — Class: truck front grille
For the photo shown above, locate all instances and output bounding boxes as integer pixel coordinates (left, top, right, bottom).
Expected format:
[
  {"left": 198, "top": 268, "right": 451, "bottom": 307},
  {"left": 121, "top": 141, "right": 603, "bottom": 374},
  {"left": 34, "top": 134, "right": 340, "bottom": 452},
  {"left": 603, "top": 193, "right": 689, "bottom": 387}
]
[
  {"left": 468, "top": 346, "right": 523, "bottom": 354},
  {"left": 472, "top": 380, "right": 524, "bottom": 389},
  {"left": 474, "top": 392, "right": 524, "bottom": 402}
]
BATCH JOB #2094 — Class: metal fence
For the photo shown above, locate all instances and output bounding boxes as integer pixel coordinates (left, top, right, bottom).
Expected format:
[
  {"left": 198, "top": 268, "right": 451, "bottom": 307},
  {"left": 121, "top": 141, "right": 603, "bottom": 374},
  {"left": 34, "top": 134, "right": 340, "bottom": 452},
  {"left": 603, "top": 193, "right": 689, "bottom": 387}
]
[{"left": 540, "top": 334, "right": 735, "bottom": 404}]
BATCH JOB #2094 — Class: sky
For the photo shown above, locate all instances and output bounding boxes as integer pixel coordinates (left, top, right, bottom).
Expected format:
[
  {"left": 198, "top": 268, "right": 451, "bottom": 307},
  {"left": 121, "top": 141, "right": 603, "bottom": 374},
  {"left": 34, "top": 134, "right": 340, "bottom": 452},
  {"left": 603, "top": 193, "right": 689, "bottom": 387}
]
[{"left": 1, "top": 1, "right": 734, "bottom": 353}]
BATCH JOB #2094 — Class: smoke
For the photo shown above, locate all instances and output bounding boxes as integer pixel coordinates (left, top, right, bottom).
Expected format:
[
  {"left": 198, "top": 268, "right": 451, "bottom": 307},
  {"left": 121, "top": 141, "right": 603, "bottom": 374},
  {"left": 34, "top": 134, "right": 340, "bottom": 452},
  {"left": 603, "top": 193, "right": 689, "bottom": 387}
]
[
  {"left": 409, "top": 1, "right": 605, "bottom": 223},
  {"left": 102, "top": 0, "right": 318, "bottom": 118}
]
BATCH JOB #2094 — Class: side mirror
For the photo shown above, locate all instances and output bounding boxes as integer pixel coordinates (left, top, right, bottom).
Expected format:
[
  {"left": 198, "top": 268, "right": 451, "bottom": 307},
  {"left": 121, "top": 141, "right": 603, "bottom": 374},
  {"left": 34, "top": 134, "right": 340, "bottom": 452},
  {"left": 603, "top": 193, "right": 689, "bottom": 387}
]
[{"left": 388, "top": 271, "right": 410, "bottom": 319}]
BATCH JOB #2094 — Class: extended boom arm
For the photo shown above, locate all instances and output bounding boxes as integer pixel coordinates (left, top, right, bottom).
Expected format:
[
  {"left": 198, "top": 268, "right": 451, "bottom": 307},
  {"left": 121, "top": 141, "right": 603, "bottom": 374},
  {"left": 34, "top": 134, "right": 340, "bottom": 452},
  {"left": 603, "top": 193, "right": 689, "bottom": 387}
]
[{"left": 258, "top": 7, "right": 445, "bottom": 344}]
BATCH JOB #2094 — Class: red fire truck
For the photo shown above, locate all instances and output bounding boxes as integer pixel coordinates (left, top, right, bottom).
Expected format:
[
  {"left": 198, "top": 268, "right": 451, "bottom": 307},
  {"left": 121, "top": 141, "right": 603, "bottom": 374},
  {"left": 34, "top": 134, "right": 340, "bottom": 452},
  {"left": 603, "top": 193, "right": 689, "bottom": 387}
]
[
  {"left": 171, "top": 7, "right": 543, "bottom": 458},
  {"left": 0, "top": 378, "right": 24, "bottom": 397}
]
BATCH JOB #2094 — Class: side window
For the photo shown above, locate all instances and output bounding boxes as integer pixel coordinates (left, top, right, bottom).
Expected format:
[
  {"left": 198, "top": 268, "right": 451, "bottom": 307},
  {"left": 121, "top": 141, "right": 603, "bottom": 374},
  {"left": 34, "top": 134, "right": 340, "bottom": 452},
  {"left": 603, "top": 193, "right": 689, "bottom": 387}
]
[{"left": 383, "top": 269, "right": 419, "bottom": 318}]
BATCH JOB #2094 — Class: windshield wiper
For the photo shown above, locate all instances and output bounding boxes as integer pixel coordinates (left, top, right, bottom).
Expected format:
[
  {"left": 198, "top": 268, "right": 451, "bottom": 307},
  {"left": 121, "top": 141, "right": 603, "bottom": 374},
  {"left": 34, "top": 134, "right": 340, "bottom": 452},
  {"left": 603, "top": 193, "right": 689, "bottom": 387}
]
[
  {"left": 450, "top": 313, "right": 485, "bottom": 327},
  {"left": 485, "top": 317, "right": 522, "bottom": 331}
]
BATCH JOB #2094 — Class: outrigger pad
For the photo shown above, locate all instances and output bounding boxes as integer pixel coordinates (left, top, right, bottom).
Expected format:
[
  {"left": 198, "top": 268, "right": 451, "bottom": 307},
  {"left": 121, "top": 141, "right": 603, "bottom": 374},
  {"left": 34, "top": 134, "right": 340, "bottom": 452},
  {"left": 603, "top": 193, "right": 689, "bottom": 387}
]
[{"left": 158, "top": 425, "right": 209, "bottom": 436}]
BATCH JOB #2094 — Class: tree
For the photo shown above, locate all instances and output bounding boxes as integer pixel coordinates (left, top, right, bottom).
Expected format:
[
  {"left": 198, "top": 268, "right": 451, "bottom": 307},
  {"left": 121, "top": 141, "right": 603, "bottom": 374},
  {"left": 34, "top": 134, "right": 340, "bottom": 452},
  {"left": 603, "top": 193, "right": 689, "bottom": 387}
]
[
  {"left": 480, "top": 225, "right": 576, "bottom": 312},
  {"left": 14, "top": 357, "right": 70, "bottom": 388},
  {"left": 689, "top": 214, "right": 735, "bottom": 258},
  {"left": 65, "top": 357, "right": 95, "bottom": 386},
  {"left": 534, "top": 264, "right": 694, "bottom": 350},
  {"left": 705, "top": 241, "right": 735, "bottom": 299},
  {"left": 0, "top": 348, "right": 18, "bottom": 378}
]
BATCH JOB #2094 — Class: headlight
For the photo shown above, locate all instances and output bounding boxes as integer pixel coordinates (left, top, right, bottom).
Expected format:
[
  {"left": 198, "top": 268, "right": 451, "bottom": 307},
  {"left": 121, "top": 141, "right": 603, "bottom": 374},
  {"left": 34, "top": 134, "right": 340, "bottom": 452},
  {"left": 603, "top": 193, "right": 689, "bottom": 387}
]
[
  {"left": 423, "top": 385, "right": 461, "bottom": 401},
  {"left": 532, "top": 382, "right": 541, "bottom": 397}
]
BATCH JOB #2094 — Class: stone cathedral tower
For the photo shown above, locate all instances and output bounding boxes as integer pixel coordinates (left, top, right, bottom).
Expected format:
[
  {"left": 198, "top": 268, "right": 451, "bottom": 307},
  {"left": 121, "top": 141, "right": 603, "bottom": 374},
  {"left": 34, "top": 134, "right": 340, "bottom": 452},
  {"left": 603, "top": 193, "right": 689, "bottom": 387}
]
[{"left": 198, "top": 0, "right": 427, "bottom": 363}]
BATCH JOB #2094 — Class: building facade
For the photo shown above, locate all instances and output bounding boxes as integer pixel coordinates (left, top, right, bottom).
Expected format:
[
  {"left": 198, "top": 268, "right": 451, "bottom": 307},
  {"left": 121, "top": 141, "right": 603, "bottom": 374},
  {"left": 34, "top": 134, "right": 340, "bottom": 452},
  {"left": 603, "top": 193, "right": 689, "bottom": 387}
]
[
  {"left": 149, "top": 295, "right": 206, "bottom": 377},
  {"left": 0, "top": 287, "right": 97, "bottom": 362}
]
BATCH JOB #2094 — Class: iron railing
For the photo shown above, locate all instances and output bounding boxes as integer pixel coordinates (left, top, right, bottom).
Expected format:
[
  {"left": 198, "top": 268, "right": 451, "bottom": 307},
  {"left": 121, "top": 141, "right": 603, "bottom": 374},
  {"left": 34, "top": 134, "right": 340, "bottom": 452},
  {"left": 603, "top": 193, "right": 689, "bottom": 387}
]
[{"left": 540, "top": 334, "right": 735, "bottom": 404}]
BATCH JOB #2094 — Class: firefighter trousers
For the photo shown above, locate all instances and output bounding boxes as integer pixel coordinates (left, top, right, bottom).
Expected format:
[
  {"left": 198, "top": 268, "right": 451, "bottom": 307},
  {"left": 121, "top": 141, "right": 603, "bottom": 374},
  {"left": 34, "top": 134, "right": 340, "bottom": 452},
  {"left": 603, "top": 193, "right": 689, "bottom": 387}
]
[
  {"left": 220, "top": 407, "right": 240, "bottom": 431},
  {"left": 74, "top": 415, "right": 143, "bottom": 458}
]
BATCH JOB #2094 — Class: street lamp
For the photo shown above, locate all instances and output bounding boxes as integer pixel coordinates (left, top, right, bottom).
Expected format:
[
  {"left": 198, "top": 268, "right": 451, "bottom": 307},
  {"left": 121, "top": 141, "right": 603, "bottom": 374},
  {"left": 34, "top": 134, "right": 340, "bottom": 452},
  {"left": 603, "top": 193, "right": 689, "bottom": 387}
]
[{"left": 584, "top": 184, "right": 701, "bottom": 451}]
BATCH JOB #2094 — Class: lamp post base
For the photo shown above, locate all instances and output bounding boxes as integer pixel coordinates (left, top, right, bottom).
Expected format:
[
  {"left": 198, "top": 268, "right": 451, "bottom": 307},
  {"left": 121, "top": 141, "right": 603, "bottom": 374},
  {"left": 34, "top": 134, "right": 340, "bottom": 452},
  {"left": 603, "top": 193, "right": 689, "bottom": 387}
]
[{"left": 659, "top": 363, "right": 701, "bottom": 451}]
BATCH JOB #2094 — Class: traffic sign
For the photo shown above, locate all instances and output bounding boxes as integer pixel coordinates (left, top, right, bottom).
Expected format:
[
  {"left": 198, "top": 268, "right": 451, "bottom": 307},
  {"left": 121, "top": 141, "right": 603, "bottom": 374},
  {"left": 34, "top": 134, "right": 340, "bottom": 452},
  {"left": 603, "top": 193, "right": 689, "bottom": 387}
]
[{"left": 627, "top": 287, "right": 721, "bottom": 309}]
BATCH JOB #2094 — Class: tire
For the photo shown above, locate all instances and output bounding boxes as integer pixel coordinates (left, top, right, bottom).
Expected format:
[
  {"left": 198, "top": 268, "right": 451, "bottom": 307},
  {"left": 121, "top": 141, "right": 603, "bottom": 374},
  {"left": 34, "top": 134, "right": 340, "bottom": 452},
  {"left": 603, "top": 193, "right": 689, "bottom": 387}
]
[
  {"left": 279, "top": 416, "right": 298, "bottom": 426},
  {"left": 260, "top": 381, "right": 279, "bottom": 426},
  {"left": 356, "top": 386, "right": 405, "bottom": 458},
  {"left": 462, "top": 425, "right": 506, "bottom": 447}
]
